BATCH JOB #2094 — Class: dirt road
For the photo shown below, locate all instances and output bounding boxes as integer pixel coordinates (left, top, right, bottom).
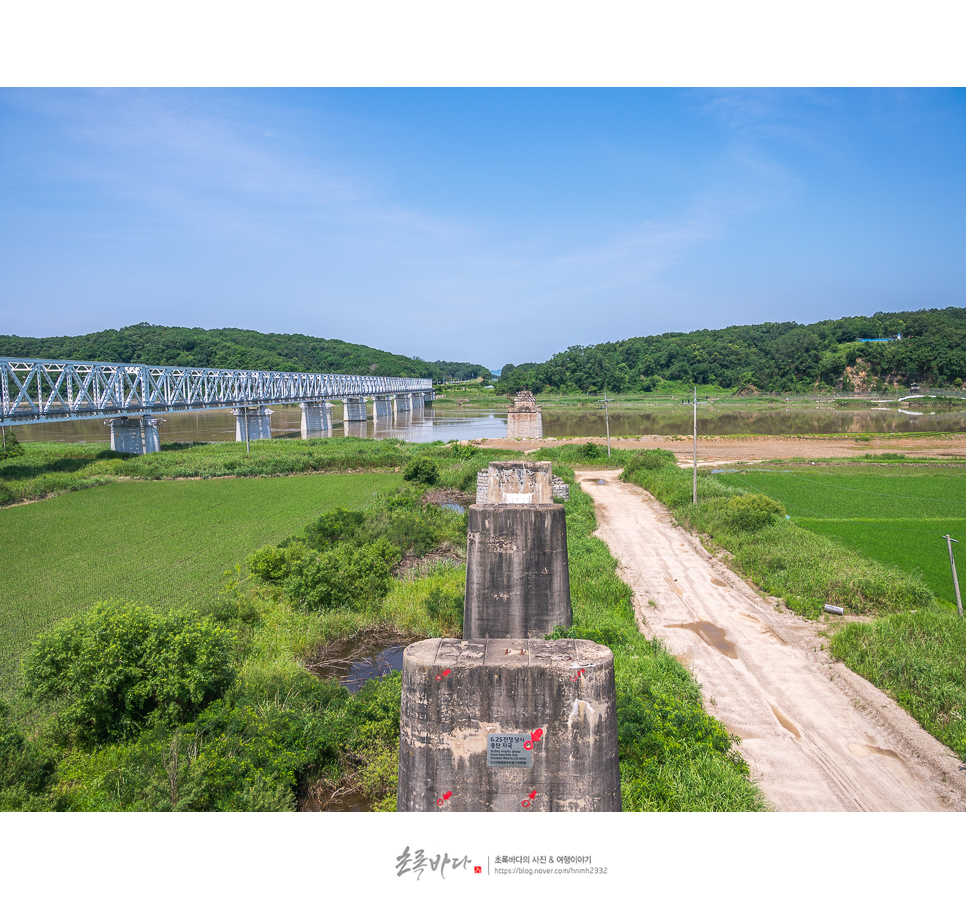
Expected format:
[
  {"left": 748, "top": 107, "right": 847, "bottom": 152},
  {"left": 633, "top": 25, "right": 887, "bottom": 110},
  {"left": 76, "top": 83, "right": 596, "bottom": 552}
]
[{"left": 582, "top": 470, "right": 966, "bottom": 811}]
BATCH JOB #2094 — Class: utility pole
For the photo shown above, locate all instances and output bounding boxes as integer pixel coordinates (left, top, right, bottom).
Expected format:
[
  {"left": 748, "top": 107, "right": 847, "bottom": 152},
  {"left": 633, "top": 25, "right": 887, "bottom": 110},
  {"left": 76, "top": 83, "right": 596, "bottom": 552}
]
[
  {"left": 244, "top": 405, "right": 251, "bottom": 454},
  {"left": 599, "top": 389, "right": 613, "bottom": 458},
  {"left": 692, "top": 386, "right": 698, "bottom": 504},
  {"left": 944, "top": 535, "right": 963, "bottom": 618}
]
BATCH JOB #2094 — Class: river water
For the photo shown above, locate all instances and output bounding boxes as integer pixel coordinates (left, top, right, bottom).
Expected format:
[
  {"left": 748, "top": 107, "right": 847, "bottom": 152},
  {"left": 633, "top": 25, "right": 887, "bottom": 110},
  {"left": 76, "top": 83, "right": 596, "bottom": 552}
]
[{"left": 9, "top": 401, "right": 966, "bottom": 445}]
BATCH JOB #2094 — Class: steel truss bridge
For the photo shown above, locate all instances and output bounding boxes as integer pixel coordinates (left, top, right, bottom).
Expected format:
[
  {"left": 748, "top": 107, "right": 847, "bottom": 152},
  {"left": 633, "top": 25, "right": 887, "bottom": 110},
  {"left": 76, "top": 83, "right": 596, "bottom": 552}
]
[{"left": 0, "top": 357, "right": 433, "bottom": 426}]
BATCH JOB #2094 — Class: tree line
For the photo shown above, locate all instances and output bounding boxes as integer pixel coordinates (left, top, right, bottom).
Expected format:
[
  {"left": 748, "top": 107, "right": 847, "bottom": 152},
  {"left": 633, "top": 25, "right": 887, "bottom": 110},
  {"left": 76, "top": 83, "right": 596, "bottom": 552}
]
[
  {"left": 497, "top": 306, "right": 966, "bottom": 394},
  {"left": 0, "top": 323, "right": 492, "bottom": 383}
]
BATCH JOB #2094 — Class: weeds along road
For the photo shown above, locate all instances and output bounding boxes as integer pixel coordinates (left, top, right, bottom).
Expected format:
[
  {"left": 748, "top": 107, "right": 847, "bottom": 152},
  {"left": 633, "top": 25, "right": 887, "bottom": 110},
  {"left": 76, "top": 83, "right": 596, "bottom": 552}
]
[{"left": 582, "top": 470, "right": 966, "bottom": 812}]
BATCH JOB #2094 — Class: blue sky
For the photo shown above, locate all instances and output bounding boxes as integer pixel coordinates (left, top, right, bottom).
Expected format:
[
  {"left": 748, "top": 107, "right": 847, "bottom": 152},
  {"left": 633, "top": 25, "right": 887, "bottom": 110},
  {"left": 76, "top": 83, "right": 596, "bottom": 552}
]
[{"left": 1, "top": 87, "right": 964, "bottom": 369}]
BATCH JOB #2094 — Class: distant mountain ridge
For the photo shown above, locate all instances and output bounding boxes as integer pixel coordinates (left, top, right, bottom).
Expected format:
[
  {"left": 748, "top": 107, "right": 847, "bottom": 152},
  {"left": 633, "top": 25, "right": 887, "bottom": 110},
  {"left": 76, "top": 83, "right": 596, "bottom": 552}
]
[
  {"left": 0, "top": 323, "right": 491, "bottom": 382},
  {"left": 497, "top": 306, "right": 966, "bottom": 394}
]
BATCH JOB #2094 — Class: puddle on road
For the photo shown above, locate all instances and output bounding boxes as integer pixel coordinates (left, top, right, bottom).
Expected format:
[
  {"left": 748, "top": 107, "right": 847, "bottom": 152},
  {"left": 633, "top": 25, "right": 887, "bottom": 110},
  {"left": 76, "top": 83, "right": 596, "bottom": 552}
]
[
  {"left": 667, "top": 620, "right": 738, "bottom": 659},
  {"left": 848, "top": 742, "right": 902, "bottom": 761},
  {"left": 663, "top": 576, "right": 684, "bottom": 596},
  {"left": 710, "top": 577, "right": 728, "bottom": 587},
  {"left": 770, "top": 705, "right": 801, "bottom": 738}
]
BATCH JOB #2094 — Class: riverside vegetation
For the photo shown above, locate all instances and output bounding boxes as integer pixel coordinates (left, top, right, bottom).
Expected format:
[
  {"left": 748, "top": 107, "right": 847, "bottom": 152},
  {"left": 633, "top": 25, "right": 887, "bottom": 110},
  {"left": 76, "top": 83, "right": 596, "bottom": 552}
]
[
  {"left": 622, "top": 450, "right": 966, "bottom": 761},
  {"left": 1, "top": 436, "right": 765, "bottom": 811}
]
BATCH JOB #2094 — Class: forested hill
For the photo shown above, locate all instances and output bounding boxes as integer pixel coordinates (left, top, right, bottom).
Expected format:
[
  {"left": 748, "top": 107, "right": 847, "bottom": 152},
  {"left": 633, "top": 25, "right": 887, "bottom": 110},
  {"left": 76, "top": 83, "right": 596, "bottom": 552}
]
[
  {"left": 498, "top": 306, "right": 966, "bottom": 394},
  {"left": 0, "top": 323, "right": 491, "bottom": 382}
]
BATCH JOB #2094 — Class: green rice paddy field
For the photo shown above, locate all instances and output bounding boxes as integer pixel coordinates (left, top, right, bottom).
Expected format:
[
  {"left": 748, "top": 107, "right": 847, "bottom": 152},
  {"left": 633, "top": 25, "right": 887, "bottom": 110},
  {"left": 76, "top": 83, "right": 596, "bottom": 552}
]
[
  {"left": 0, "top": 472, "right": 403, "bottom": 687},
  {"left": 715, "top": 464, "right": 966, "bottom": 608}
]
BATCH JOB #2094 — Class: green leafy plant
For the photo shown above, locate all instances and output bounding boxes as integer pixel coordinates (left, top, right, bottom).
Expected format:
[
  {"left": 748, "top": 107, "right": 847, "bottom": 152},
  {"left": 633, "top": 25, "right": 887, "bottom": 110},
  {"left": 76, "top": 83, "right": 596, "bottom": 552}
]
[
  {"left": 402, "top": 458, "right": 440, "bottom": 485},
  {"left": 22, "top": 602, "right": 236, "bottom": 745}
]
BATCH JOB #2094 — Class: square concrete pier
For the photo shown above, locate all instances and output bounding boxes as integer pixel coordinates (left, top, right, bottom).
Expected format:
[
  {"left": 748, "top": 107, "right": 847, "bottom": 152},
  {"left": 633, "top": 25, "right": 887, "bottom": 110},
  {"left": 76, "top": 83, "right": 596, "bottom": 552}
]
[{"left": 397, "top": 638, "right": 620, "bottom": 812}]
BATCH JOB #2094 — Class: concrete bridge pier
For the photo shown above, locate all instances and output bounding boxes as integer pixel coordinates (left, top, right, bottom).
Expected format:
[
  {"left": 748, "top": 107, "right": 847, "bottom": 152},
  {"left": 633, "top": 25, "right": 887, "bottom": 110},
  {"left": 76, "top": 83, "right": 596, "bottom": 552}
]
[
  {"left": 343, "top": 397, "right": 368, "bottom": 422},
  {"left": 300, "top": 401, "right": 332, "bottom": 438},
  {"left": 397, "top": 638, "right": 621, "bottom": 812},
  {"left": 232, "top": 407, "right": 273, "bottom": 442},
  {"left": 421, "top": 390, "right": 436, "bottom": 406},
  {"left": 463, "top": 461, "right": 572, "bottom": 639},
  {"left": 394, "top": 393, "right": 412, "bottom": 414},
  {"left": 373, "top": 395, "right": 393, "bottom": 421},
  {"left": 106, "top": 415, "right": 162, "bottom": 454}
]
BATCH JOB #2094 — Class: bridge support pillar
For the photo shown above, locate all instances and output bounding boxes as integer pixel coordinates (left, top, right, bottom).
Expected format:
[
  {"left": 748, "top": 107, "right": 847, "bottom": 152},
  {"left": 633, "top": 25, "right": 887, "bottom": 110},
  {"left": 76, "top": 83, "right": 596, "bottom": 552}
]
[
  {"left": 106, "top": 415, "right": 162, "bottom": 454},
  {"left": 300, "top": 401, "right": 331, "bottom": 438},
  {"left": 343, "top": 397, "right": 367, "bottom": 422},
  {"left": 373, "top": 395, "right": 393, "bottom": 421},
  {"left": 397, "top": 638, "right": 620, "bottom": 812},
  {"left": 233, "top": 407, "right": 273, "bottom": 442},
  {"left": 394, "top": 394, "right": 412, "bottom": 414}
]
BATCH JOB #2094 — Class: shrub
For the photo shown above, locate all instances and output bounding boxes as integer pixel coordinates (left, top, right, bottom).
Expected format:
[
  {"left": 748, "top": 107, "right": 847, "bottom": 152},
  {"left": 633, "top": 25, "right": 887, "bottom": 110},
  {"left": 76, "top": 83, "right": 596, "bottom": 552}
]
[
  {"left": 22, "top": 602, "right": 236, "bottom": 745},
  {"left": 247, "top": 543, "right": 306, "bottom": 582},
  {"left": 402, "top": 458, "right": 440, "bottom": 485},
  {"left": 621, "top": 448, "right": 677, "bottom": 477},
  {"left": 724, "top": 493, "right": 784, "bottom": 532},
  {"left": 282, "top": 539, "right": 400, "bottom": 610},
  {"left": 302, "top": 508, "right": 365, "bottom": 551},
  {"left": 0, "top": 429, "right": 24, "bottom": 461}
]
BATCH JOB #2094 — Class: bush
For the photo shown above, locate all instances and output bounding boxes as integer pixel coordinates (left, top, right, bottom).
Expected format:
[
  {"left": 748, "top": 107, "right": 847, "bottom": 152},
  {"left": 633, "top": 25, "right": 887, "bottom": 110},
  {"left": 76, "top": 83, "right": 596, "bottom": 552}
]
[
  {"left": 22, "top": 602, "right": 236, "bottom": 745},
  {"left": 302, "top": 508, "right": 365, "bottom": 551},
  {"left": 402, "top": 458, "right": 440, "bottom": 485},
  {"left": 716, "top": 493, "right": 785, "bottom": 533},
  {"left": 621, "top": 448, "right": 677, "bottom": 477},
  {"left": 282, "top": 539, "right": 400, "bottom": 610},
  {"left": 247, "top": 543, "right": 306, "bottom": 582},
  {"left": 0, "top": 429, "right": 24, "bottom": 461}
]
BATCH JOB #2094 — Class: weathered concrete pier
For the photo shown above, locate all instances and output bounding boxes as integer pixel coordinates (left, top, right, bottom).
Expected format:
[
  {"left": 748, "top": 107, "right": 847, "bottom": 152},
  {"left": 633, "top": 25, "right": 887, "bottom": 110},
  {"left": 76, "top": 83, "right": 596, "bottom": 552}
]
[
  {"left": 506, "top": 390, "right": 543, "bottom": 439},
  {"left": 463, "top": 461, "right": 572, "bottom": 639},
  {"left": 397, "top": 638, "right": 620, "bottom": 812},
  {"left": 397, "top": 458, "right": 619, "bottom": 812}
]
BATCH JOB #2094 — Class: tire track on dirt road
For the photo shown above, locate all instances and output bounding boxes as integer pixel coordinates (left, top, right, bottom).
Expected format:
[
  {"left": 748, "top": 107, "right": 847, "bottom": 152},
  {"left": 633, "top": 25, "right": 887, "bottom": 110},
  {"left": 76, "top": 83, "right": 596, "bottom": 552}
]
[{"left": 581, "top": 470, "right": 966, "bottom": 812}]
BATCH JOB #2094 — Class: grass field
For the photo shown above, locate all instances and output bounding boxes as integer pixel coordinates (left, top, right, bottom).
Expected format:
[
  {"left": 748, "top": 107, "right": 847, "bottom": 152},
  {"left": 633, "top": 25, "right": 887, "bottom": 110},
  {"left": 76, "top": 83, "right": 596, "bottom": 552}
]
[
  {"left": 0, "top": 472, "right": 402, "bottom": 688},
  {"left": 714, "top": 465, "right": 966, "bottom": 607}
]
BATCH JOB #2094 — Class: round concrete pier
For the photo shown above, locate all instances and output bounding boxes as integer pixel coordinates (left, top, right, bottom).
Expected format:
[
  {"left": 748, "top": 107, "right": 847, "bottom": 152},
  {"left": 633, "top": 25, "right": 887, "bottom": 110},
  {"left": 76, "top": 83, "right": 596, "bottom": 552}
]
[
  {"left": 397, "top": 638, "right": 620, "bottom": 812},
  {"left": 463, "top": 504, "right": 572, "bottom": 639}
]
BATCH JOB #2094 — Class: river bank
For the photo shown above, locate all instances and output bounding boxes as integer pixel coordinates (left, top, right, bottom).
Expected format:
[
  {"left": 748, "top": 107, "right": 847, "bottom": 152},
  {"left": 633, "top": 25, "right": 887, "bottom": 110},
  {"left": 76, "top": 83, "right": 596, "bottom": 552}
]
[{"left": 468, "top": 432, "right": 966, "bottom": 463}]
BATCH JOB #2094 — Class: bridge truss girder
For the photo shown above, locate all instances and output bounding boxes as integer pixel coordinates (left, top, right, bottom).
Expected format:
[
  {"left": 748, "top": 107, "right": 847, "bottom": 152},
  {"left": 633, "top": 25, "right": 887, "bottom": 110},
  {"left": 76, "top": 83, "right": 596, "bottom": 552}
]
[{"left": 0, "top": 358, "right": 432, "bottom": 425}]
